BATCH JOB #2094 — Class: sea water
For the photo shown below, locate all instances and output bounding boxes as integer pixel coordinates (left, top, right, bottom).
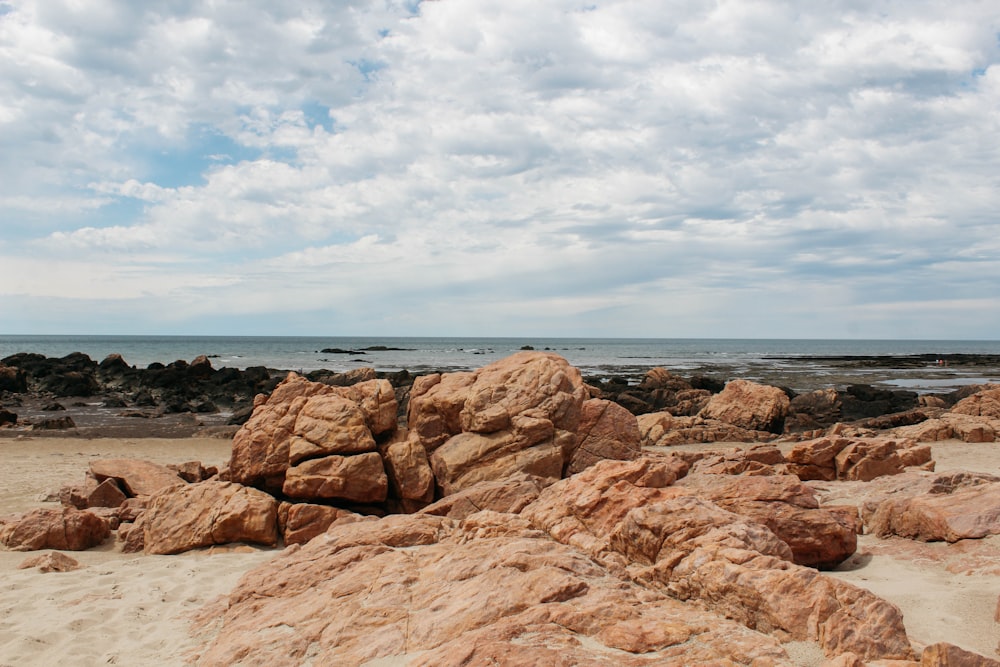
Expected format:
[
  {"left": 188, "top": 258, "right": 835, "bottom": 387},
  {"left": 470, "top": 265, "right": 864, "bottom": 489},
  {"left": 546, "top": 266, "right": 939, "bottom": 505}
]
[{"left": 2, "top": 335, "right": 999, "bottom": 379}]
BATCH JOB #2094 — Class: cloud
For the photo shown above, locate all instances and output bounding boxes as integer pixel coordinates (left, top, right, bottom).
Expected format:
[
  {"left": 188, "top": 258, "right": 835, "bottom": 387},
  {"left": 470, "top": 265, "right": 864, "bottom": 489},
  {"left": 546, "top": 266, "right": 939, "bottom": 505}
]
[{"left": 2, "top": 0, "right": 999, "bottom": 337}]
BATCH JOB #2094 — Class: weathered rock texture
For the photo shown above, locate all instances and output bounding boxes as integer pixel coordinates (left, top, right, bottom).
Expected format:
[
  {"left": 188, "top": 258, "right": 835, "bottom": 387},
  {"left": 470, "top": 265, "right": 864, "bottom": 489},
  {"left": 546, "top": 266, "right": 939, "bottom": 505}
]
[
  {"left": 0, "top": 507, "right": 110, "bottom": 551},
  {"left": 698, "top": 378, "right": 790, "bottom": 433},
  {"left": 194, "top": 513, "right": 799, "bottom": 666},
  {"left": 140, "top": 481, "right": 279, "bottom": 554}
]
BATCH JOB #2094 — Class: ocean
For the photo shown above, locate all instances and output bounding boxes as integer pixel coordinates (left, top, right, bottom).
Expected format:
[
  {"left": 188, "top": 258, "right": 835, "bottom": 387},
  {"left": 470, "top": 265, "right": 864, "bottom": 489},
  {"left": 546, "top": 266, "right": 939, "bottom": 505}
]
[{"left": 3, "top": 335, "right": 1000, "bottom": 392}]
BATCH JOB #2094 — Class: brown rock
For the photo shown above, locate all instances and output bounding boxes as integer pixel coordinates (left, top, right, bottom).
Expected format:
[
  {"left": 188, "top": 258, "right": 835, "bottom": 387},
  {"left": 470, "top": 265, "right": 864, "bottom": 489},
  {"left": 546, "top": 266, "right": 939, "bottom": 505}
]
[
  {"left": 229, "top": 374, "right": 397, "bottom": 491},
  {"left": 277, "top": 502, "right": 359, "bottom": 545},
  {"left": 868, "top": 480, "right": 1000, "bottom": 542},
  {"left": 86, "top": 478, "right": 127, "bottom": 508},
  {"left": 380, "top": 435, "right": 435, "bottom": 504},
  {"left": 17, "top": 551, "right": 83, "bottom": 572},
  {"left": 675, "top": 473, "right": 858, "bottom": 569},
  {"left": 643, "top": 414, "right": 780, "bottom": 446},
  {"left": 410, "top": 353, "right": 588, "bottom": 492},
  {"left": 920, "top": 642, "right": 1000, "bottom": 666},
  {"left": 171, "top": 460, "right": 212, "bottom": 483},
  {"left": 699, "top": 378, "right": 790, "bottom": 433},
  {"left": 288, "top": 394, "right": 375, "bottom": 464},
  {"left": 420, "top": 474, "right": 549, "bottom": 520},
  {"left": 282, "top": 452, "right": 388, "bottom": 503},
  {"left": 195, "top": 513, "right": 795, "bottom": 666},
  {"left": 88, "top": 458, "right": 185, "bottom": 497},
  {"left": 951, "top": 388, "right": 1000, "bottom": 419},
  {"left": 0, "top": 507, "right": 110, "bottom": 551},
  {"left": 566, "top": 399, "right": 641, "bottom": 475},
  {"left": 142, "top": 480, "right": 279, "bottom": 554}
]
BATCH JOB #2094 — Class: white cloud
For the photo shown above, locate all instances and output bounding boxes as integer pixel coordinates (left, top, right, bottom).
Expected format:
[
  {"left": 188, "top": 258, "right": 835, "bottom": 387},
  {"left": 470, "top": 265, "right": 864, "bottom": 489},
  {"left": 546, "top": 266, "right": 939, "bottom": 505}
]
[{"left": 2, "top": 0, "right": 999, "bottom": 337}]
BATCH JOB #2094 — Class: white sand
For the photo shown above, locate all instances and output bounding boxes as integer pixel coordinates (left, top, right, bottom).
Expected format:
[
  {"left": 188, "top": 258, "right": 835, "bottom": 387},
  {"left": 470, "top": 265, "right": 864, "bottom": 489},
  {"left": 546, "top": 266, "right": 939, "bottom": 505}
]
[
  {"left": 0, "top": 437, "right": 275, "bottom": 667},
  {"left": 1, "top": 436, "right": 999, "bottom": 664}
]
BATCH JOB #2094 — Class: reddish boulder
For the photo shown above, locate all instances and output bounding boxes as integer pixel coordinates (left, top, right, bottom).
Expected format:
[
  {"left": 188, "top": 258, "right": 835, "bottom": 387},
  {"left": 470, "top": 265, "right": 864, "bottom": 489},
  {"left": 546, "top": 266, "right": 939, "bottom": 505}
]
[
  {"left": 88, "top": 458, "right": 185, "bottom": 497},
  {"left": 195, "top": 512, "right": 795, "bottom": 666},
  {"left": 951, "top": 387, "right": 1000, "bottom": 419},
  {"left": 141, "top": 480, "right": 279, "bottom": 554},
  {"left": 412, "top": 352, "right": 589, "bottom": 493},
  {"left": 565, "top": 398, "right": 641, "bottom": 475},
  {"left": 675, "top": 473, "right": 858, "bottom": 569},
  {"left": 277, "top": 502, "right": 361, "bottom": 545},
  {"left": 868, "top": 480, "right": 1000, "bottom": 542},
  {"left": 86, "top": 478, "right": 127, "bottom": 508},
  {"left": 0, "top": 507, "right": 110, "bottom": 551},
  {"left": 282, "top": 452, "right": 388, "bottom": 503},
  {"left": 380, "top": 435, "right": 435, "bottom": 507},
  {"left": 699, "top": 379, "right": 790, "bottom": 433},
  {"left": 229, "top": 374, "right": 396, "bottom": 491},
  {"left": 420, "top": 473, "right": 549, "bottom": 520},
  {"left": 920, "top": 642, "right": 1000, "bottom": 666}
]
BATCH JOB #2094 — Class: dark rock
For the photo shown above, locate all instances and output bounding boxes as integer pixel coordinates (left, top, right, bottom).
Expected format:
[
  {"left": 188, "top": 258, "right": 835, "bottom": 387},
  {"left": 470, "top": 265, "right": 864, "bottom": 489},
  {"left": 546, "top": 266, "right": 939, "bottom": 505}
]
[
  {"left": 41, "top": 402, "right": 66, "bottom": 411},
  {"left": 33, "top": 416, "right": 77, "bottom": 430},
  {"left": 0, "top": 365, "right": 27, "bottom": 393},
  {"left": 0, "top": 409, "right": 16, "bottom": 426}
]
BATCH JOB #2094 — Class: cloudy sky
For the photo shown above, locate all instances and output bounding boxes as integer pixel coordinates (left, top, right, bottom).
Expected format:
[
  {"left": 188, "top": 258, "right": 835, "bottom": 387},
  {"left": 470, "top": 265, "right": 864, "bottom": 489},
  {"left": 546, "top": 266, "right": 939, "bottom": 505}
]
[{"left": 1, "top": 1, "right": 998, "bottom": 339}]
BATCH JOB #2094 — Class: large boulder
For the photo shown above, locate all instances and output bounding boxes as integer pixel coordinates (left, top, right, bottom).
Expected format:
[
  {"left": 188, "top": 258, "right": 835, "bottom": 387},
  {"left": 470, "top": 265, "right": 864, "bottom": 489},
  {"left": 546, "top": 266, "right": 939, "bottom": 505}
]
[
  {"left": 698, "top": 379, "right": 790, "bottom": 433},
  {"left": 951, "top": 387, "right": 1000, "bottom": 419},
  {"left": 194, "top": 512, "right": 796, "bottom": 666},
  {"left": 89, "top": 458, "right": 186, "bottom": 497},
  {"left": 228, "top": 373, "right": 396, "bottom": 494},
  {"left": 282, "top": 452, "right": 388, "bottom": 503},
  {"left": 868, "top": 479, "right": 1000, "bottom": 542},
  {"left": 0, "top": 507, "right": 110, "bottom": 551},
  {"left": 785, "top": 436, "right": 933, "bottom": 482},
  {"left": 141, "top": 480, "right": 279, "bottom": 554},
  {"left": 565, "top": 398, "right": 641, "bottom": 475},
  {"left": 412, "top": 352, "right": 591, "bottom": 494}
]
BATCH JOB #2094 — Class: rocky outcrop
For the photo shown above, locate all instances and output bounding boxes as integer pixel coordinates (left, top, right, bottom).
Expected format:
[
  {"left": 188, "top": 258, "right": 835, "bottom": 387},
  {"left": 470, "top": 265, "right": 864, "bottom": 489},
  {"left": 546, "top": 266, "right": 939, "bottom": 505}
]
[
  {"left": 951, "top": 387, "right": 1000, "bottom": 419},
  {"left": 228, "top": 373, "right": 397, "bottom": 496},
  {"left": 868, "top": 477, "right": 1000, "bottom": 542},
  {"left": 699, "top": 378, "right": 790, "bottom": 433},
  {"left": 17, "top": 551, "right": 83, "bottom": 572},
  {"left": 565, "top": 398, "right": 641, "bottom": 475},
  {"left": 194, "top": 512, "right": 798, "bottom": 667},
  {"left": 785, "top": 436, "right": 933, "bottom": 482},
  {"left": 638, "top": 412, "right": 780, "bottom": 446},
  {"left": 140, "top": 480, "right": 279, "bottom": 554},
  {"left": 412, "top": 352, "right": 592, "bottom": 494},
  {"left": 0, "top": 507, "right": 110, "bottom": 551}
]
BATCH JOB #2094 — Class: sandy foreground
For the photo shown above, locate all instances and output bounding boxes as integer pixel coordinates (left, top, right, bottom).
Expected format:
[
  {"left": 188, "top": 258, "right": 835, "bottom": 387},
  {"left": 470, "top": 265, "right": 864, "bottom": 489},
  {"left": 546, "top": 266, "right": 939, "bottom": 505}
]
[{"left": 0, "top": 436, "right": 998, "bottom": 666}]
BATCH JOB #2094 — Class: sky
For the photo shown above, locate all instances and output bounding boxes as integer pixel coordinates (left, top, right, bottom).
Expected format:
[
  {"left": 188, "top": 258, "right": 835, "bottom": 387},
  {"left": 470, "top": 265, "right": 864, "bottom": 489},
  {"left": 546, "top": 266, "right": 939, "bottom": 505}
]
[{"left": 1, "top": 1, "right": 999, "bottom": 339}]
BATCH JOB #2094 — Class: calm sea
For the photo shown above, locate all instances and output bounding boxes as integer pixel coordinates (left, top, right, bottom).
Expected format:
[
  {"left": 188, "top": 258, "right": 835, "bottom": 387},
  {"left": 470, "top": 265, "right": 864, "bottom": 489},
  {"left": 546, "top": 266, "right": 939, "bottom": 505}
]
[{"left": 2, "top": 335, "right": 1000, "bottom": 387}]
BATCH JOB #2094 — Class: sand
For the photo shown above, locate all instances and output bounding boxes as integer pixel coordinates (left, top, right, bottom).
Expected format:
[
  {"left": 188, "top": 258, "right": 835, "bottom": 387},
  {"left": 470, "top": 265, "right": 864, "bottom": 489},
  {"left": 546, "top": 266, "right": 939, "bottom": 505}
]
[{"left": 1, "top": 436, "right": 999, "bottom": 665}]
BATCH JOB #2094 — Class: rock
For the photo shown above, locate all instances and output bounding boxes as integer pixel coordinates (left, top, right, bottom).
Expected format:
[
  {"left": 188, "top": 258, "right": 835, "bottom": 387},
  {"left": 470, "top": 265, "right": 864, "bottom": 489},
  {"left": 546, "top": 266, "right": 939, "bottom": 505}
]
[
  {"left": 639, "top": 413, "right": 779, "bottom": 446},
  {"left": 142, "top": 480, "right": 279, "bottom": 554},
  {"left": 787, "top": 388, "right": 842, "bottom": 431},
  {"left": 195, "top": 513, "right": 795, "bottom": 666},
  {"left": 565, "top": 398, "right": 641, "bottom": 475},
  {"left": 32, "top": 415, "right": 76, "bottom": 430},
  {"left": 288, "top": 394, "right": 376, "bottom": 464},
  {"left": 411, "top": 353, "right": 588, "bottom": 492},
  {"left": 277, "top": 502, "right": 360, "bottom": 545},
  {"left": 428, "top": 426, "right": 566, "bottom": 495},
  {"left": 868, "top": 479, "right": 1000, "bottom": 542},
  {"left": 0, "top": 408, "right": 16, "bottom": 426},
  {"left": 675, "top": 473, "right": 858, "bottom": 569},
  {"left": 786, "top": 436, "right": 932, "bottom": 482},
  {"left": 170, "top": 460, "right": 214, "bottom": 483},
  {"left": 282, "top": 452, "right": 388, "bottom": 503},
  {"left": 98, "top": 353, "right": 130, "bottom": 373},
  {"left": 522, "top": 458, "right": 908, "bottom": 660},
  {"left": 951, "top": 387, "right": 1000, "bottom": 419},
  {"left": 699, "top": 379, "right": 790, "bottom": 433},
  {"left": 228, "top": 374, "right": 396, "bottom": 492},
  {"left": 380, "top": 435, "right": 435, "bottom": 506},
  {"left": 920, "top": 642, "right": 1000, "bottom": 666},
  {"left": 86, "top": 478, "right": 127, "bottom": 508},
  {"left": 0, "top": 364, "right": 27, "bottom": 392},
  {"left": 420, "top": 473, "right": 549, "bottom": 520},
  {"left": 0, "top": 507, "right": 110, "bottom": 551},
  {"left": 17, "top": 551, "right": 83, "bottom": 572},
  {"left": 89, "top": 458, "right": 185, "bottom": 497}
]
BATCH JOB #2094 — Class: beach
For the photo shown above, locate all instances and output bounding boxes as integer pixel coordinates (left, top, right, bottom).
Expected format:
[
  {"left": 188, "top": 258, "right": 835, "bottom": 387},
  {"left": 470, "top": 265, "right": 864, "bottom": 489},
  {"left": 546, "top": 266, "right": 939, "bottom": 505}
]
[{"left": 1, "top": 434, "right": 998, "bottom": 665}]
